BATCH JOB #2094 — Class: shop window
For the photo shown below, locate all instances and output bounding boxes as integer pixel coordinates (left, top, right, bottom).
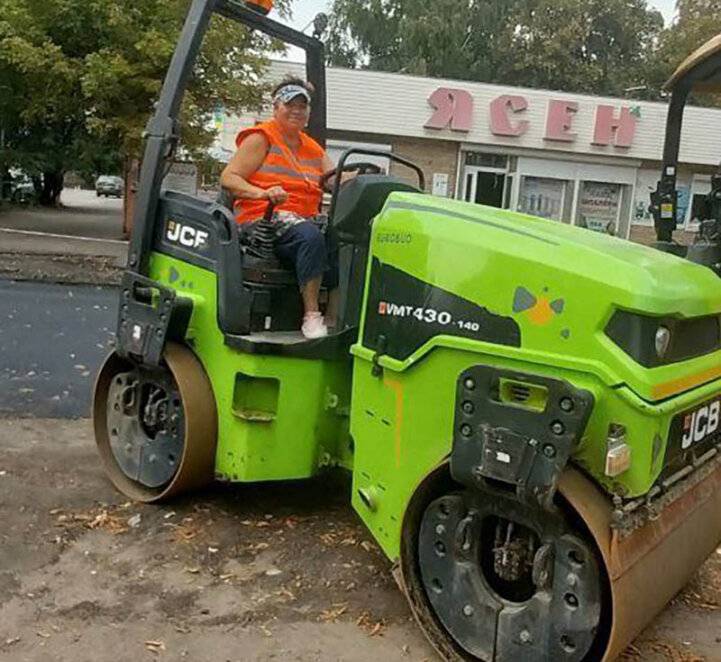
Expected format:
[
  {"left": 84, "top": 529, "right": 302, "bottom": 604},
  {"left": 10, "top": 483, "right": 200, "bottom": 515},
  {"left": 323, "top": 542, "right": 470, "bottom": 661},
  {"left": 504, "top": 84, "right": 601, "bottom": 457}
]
[
  {"left": 518, "top": 176, "right": 568, "bottom": 222},
  {"left": 633, "top": 170, "right": 658, "bottom": 226},
  {"left": 577, "top": 182, "right": 621, "bottom": 233},
  {"left": 465, "top": 152, "right": 508, "bottom": 169},
  {"left": 576, "top": 181, "right": 632, "bottom": 237}
]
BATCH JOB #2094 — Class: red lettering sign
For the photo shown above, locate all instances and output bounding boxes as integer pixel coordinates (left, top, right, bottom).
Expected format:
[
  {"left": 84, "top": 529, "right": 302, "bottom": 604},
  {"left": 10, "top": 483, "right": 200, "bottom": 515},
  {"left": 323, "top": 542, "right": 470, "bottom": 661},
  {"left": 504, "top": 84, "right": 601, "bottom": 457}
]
[
  {"left": 545, "top": 100, "right": 579, "bottom": 142},
  {"left": 425, "top": 88, "right": 473, "bottom": 132},
  {"left": 424, "top": 87, "right": 639, "bottom": 148},
  {"left": 490, "top": 95, "right": 529, "bottom": 137},
  {"left": 592, "top": 105, "right": 637, "bottom": 148}
]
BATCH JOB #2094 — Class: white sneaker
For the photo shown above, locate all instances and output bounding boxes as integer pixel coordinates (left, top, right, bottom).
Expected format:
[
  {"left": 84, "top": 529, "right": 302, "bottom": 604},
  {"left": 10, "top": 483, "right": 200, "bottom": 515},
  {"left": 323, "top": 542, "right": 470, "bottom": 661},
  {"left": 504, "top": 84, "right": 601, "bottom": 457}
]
[{"left": 302, "top": 312, "right": 328, "bottom": 340}]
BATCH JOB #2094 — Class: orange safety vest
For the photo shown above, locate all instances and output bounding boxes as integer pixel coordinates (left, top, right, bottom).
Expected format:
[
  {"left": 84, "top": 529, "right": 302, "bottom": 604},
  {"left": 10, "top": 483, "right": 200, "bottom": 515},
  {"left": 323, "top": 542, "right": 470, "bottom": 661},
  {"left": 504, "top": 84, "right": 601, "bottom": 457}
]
[
  {"left": 233, "top": 119, "right": 325, "bottom": 224},
  {"left": 245, "top": 0, "right": 273, "bottom": 14}
]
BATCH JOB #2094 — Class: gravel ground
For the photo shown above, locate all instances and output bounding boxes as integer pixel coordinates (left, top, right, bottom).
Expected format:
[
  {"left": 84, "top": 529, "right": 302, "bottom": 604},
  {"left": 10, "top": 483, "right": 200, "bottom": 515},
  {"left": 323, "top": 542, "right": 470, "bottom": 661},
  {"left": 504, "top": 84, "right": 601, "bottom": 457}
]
[{"left": 0, "top": 419, "right": 719, "bottom": 662}]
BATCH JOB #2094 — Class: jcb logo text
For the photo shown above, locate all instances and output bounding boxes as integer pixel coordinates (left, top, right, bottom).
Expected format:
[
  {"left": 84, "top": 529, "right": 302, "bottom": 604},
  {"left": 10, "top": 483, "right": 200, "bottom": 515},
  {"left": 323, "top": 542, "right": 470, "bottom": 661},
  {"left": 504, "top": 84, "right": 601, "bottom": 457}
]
[{"left": 166, "top": 221, "right": 209, "bottom": 250}]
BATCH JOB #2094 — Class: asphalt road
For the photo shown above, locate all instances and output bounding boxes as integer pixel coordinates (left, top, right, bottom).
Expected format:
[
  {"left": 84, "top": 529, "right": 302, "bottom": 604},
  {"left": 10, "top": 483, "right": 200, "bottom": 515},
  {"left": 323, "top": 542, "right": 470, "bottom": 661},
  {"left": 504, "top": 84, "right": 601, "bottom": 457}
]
[
  {"left": 0, "top": 280, "right": 116, "bottom": 418},
  {"left": 0, "top": 188, "right": 125, "bottom": 241}
]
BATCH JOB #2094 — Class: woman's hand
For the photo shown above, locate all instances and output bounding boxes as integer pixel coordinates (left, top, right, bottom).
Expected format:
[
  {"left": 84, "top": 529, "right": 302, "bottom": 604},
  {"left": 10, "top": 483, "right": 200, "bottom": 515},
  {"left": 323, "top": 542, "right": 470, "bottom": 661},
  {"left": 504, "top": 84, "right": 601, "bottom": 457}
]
[{"left": 265, "top": 185, "right": 289, "bottom": 205}]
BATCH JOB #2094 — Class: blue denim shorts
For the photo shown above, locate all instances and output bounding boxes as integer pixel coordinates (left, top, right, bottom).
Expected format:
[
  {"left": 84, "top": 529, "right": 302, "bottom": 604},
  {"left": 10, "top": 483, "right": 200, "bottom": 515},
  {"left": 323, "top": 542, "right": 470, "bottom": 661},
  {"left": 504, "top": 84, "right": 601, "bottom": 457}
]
[{"left": 273, "top": 219, "right": 339, "bottom": 289}]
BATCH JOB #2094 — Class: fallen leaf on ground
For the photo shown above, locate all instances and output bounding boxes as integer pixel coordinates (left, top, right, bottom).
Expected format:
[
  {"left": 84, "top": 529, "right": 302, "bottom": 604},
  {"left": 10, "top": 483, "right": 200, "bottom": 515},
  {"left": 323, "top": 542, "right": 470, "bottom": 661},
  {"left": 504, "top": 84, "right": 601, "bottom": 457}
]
[
  {"left": 243, "top": 542, "right": 270, "bottom": 553},
  {"left": 144, "top": 640, "right": 166, "bottom": 653},
  {"left": 168, "top": 524, "right": 198, "bottom": 542},
  {"left": 319, "top": 603, "right": 347, "bottom": 623},
  {"left": 88, "top": 510, "right": 128, "bottom": 535},
  {"left": 369, "top": 622, "right": 385, "bottom": 637},
  {"left": 356, "top": 612, "right": 387, "bottom": 637}
]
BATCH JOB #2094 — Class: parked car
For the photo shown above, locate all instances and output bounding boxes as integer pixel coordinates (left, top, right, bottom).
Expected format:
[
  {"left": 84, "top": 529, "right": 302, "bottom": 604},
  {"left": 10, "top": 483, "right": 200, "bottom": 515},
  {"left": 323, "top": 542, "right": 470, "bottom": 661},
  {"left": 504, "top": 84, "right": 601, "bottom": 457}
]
[
  {"left": 10, "top": 175, "right": 36, "bottom": 205},
  {"left": 96, "top": 175, "right": 124, "bottom": 198}
]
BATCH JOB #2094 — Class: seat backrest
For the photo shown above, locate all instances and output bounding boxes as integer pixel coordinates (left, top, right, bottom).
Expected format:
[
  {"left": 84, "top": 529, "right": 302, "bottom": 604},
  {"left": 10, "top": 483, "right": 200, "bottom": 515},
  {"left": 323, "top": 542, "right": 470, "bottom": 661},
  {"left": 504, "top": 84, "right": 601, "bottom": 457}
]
[
  {"left": 332, "top": 175, "right": 420, "bottom": 244},
  {"left": 152, "top": 189, "right": 251, "bottom": 335}
]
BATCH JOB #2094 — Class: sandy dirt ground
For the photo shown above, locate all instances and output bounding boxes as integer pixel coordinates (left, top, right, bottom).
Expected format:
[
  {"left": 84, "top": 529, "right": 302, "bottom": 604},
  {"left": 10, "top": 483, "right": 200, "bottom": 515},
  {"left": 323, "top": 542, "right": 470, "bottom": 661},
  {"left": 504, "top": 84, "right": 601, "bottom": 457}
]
[{"left": 0, "top": 419, "right": 720, "bottom": 662}]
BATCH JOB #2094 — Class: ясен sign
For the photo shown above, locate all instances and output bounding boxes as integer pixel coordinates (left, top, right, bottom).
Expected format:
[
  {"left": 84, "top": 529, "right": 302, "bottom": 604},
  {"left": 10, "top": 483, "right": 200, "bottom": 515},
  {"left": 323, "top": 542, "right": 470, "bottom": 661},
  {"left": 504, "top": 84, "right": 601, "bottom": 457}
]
[{"left": 425, "top": 87, "right": 639, "bottom": 148}]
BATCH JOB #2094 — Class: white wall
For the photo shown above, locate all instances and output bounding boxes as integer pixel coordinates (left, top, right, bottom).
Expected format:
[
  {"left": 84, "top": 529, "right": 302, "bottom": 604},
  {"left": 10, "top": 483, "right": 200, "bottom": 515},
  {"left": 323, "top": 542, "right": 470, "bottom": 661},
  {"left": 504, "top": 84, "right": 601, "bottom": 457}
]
[{"left": 262, "top": 61, "right": 721, "bottom": 168}]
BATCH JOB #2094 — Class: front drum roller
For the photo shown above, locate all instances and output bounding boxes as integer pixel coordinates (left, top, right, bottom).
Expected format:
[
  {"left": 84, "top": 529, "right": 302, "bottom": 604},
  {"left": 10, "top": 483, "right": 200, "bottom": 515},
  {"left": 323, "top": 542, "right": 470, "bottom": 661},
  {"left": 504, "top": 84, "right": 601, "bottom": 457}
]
[
  {"left": 559, "top": 465, "right": 721, "bottom": 662},
  {"left": 93, "top": 343, "right": 218, "bottom": 503},
  {"left": 398, "top": 465, "right": 721, "bottom": 662}
]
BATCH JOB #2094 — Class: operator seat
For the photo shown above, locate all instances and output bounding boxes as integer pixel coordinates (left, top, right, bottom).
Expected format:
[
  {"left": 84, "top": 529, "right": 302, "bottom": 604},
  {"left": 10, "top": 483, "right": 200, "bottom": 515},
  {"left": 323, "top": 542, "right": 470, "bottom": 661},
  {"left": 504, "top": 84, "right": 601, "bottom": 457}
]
[
  {"left": 331, "top": 174, "right": 421, "bottom": 331},
  {"left": 332, "top": 174, "right": 419, "bottom": 244},
  {"left": 216, "top": 189, "right": 310, "bottom": 333},
  {"left": 221, "top": 174, "right": 422, "bottom": 359}
]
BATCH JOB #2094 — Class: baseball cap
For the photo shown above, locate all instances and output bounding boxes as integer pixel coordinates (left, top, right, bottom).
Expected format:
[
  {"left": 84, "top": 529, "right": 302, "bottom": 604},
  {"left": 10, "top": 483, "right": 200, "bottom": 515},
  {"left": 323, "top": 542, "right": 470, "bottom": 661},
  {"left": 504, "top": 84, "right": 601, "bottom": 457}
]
[{"left": 274, "top": 84, "right": 311, "bottom": 104}]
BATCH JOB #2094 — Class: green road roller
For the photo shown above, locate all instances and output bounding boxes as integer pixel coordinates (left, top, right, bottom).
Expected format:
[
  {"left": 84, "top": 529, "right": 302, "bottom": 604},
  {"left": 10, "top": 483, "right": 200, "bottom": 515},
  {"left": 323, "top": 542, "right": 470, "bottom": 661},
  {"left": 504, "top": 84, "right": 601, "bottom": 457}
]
[{"left": 93, "top": 3, "right": 721, "bottom": 660}]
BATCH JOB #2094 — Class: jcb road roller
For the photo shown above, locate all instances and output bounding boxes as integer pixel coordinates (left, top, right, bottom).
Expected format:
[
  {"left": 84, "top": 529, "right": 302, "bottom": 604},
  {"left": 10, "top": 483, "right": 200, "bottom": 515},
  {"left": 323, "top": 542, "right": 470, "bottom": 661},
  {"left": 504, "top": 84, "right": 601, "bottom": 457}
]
[{"left": 93, "top": 3, "right": 721, "bottom": 660}]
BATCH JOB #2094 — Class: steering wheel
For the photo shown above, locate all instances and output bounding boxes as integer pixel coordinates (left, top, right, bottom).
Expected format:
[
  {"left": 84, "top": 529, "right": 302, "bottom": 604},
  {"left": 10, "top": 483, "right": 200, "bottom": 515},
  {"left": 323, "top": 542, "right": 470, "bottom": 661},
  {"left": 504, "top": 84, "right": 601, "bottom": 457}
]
[{"left": 320, "top": 162, "right": 383, "bottom": 193}]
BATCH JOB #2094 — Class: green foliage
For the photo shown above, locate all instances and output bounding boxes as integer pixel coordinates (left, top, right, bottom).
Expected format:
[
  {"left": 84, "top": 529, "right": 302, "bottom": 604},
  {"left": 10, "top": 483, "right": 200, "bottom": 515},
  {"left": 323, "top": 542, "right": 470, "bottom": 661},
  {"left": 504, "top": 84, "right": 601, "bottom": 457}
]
[
  {"left": 326, "top": 0, "right": 665, "bottom": 96},
  {"left": 0, "top": 0, "right": 290, "bottom": 203},
  {"left": 501, "top": 0, "right": 665, "bottom": 96},
  {"left": 648, "top": 0, "right": 721, "bottom": 105}
]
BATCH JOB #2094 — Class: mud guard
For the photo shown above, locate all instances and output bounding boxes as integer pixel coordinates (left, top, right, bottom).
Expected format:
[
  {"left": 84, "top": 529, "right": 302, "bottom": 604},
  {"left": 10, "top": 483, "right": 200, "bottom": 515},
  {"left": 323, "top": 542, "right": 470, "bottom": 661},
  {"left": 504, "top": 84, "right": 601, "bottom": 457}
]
[{"left": 116, "top": 272, "right": 193, "bottom": 367}]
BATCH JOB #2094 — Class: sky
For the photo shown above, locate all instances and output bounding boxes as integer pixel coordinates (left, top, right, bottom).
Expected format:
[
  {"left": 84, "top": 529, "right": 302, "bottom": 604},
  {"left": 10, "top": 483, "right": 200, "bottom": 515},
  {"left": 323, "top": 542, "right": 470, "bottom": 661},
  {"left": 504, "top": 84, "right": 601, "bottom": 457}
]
[{"left": 279, "top": 0, "right": 678, "bottom": 60}]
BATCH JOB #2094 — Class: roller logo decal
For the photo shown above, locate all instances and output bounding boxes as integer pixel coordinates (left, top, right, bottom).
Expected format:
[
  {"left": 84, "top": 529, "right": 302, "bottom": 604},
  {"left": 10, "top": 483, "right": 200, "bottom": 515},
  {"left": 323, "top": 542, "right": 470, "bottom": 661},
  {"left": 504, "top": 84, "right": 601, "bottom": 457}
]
[
  {"left": 378, "top": 302, "right": 480, "bottom": 332},
  {"left": 364, "top": 258, "right": 521, "bottom": 361},
  {"left": 513, "top": 286, "right": 565, "bottom": 326},
  {"left": 377, "top": 232, "right": 413, "bottom": 245},
  {"left": 166, "top": 220, "right": 210, "bottom": 250},
  {"left": 663, "top": 395, "right": 721, "bottom": 482},
  {"left": 681, "top": 400, "right": 720, "bottom": 450}
]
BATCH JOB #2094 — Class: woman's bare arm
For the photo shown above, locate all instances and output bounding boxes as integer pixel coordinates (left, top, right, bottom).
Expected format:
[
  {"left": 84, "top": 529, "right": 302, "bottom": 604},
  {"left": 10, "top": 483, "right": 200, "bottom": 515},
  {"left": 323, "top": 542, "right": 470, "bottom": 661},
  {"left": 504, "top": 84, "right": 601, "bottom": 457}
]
[{"left": 220, "top": 133, "right": 281, "bottom": 201}]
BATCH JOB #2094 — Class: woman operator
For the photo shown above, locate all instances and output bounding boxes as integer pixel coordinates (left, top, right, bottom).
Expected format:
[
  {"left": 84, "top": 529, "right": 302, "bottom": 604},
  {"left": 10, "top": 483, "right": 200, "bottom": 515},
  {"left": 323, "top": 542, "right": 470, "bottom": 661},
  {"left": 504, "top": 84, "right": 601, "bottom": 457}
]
[{"left": 220, "top": 77, "right": 338, "bottom": 340}]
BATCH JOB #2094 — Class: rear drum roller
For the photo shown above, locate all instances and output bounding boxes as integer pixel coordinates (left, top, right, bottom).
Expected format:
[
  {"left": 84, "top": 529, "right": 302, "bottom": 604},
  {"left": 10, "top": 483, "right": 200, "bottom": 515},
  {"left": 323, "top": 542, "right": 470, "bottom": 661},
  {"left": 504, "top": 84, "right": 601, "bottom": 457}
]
[
  {"left": 399, "top": 475, "right": 610, "bottom": 662},
  {"left": 93, "top": 343, "right": 218, "bottom": 503}
]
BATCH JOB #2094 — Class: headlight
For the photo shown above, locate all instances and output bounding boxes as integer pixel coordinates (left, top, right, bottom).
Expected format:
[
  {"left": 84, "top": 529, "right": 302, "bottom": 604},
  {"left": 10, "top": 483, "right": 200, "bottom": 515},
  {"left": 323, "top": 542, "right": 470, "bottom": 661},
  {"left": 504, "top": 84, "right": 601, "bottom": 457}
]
[
  {"left": 605, "top": 310, "right": 720, "bottom": 368},
  {"left": 655, "top": 326, "right": 671, "bottom": 358}
]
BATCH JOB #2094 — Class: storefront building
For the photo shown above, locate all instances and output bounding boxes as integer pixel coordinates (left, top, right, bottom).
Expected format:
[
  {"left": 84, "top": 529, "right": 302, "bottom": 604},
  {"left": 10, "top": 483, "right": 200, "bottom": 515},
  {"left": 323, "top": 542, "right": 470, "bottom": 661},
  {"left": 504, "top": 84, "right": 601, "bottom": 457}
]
[{"left": 216, "top": 61, "right": 721, "bottom": 244}]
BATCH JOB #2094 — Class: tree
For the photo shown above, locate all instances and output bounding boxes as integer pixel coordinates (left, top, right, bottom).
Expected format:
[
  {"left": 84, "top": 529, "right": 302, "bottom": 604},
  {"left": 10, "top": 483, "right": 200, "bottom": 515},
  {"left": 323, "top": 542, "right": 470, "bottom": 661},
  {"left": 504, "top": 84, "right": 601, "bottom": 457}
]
[
  {"left": 326, "top": 0, "right": 665, "bottom": 97},
  {"left": 0, "top": 0, "right": 289, "bottom": 205},
  {"left": 646, "top": 0, "right": 721, "bottom": 104},
  {"left": 326, "top": 0, "right": 516, "bottom": 79},
  {"left": 498, "top": 0, "right": 664, "bottom": 95}
]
